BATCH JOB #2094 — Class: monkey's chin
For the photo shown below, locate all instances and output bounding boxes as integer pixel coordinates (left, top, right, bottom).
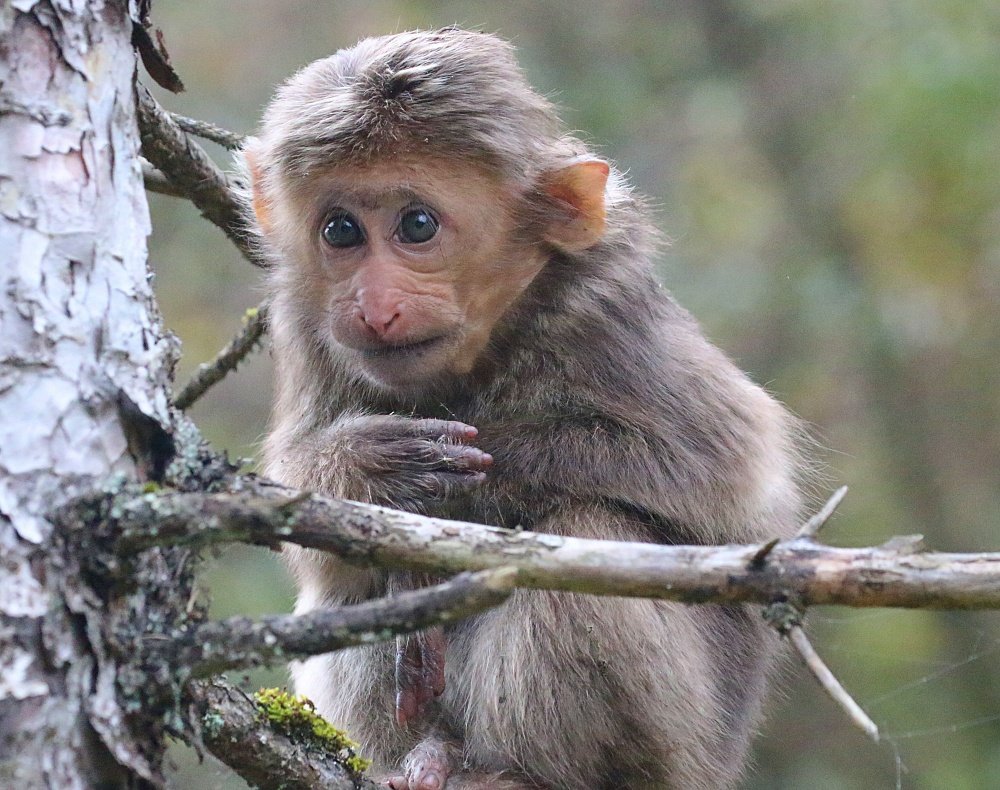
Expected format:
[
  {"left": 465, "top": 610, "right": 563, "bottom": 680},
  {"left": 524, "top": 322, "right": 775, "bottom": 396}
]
[{"left": 352, "top": 335, "right": 457, "bottom": 392}]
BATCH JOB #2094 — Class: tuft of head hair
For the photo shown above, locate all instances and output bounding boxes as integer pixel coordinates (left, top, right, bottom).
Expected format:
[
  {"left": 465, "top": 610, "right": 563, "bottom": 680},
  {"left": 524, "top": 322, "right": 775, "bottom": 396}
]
[
  {"left": 239, "top": 28, "right": 658, "bottom": 269},
  {"left": 251, "top": 28, "right": 579, "bottom": 184}
]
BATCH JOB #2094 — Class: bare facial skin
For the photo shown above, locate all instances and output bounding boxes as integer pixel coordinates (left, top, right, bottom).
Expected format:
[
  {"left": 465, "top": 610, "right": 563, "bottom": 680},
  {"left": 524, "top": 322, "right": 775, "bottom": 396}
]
[
  {"left": 248, "top": 27, "right": 806, "bottom": 790},
  {"left": 279, "top": 159, "right": 550, "bottom": 392}
]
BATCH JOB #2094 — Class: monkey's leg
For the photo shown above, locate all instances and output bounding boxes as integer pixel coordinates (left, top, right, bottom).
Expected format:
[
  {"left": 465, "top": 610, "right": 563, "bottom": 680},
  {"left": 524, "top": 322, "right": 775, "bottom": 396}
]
[
  {"left": 443, "top": 586, "right": 750, "bottom": 790},
  {"left": 292, "top": 642, "right": 417, "bottom": 775}
]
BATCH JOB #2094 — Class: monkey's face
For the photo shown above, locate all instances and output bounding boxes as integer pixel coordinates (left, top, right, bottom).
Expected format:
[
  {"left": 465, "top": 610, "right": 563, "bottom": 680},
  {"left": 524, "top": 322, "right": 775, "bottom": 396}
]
[{"left": 279, "top": 159, "right": 547, "bottom": 392}]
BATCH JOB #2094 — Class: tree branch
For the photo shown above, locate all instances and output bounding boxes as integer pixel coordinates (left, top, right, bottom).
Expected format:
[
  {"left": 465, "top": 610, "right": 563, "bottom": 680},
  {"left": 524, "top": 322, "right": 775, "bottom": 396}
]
[
  {"left": 173, "top": 304, "right": 268, "bottom": 410},
  {"left": 135, "top": 84, "right": 265, "bottom": 267},
  {"left": 169, "top": 111, "right": 244, "bottom": 150},
  {"left": 166, "top": 568, "right": 515, "bottom": 677},
  {"left": 90, "top": 482, "right": 1000, "bottom": 610},
  {"left": 184, "top": 678, "right": 379, "bottom": 790}
]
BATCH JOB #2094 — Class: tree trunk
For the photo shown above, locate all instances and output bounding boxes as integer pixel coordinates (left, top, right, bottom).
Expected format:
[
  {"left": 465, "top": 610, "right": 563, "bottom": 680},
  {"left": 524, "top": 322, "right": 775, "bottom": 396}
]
[{"left": 0, "top": 1, "right": 173, "bottom": 786}]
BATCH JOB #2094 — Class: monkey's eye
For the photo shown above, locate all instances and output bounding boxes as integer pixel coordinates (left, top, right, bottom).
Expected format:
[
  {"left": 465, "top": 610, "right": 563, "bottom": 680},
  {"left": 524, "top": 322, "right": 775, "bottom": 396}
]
[
  {"left": 397, "top": 207, "right": 439, "bottom": 244},
  {"left": 322, "top": 211, "right": 365, "bottom": 248}
]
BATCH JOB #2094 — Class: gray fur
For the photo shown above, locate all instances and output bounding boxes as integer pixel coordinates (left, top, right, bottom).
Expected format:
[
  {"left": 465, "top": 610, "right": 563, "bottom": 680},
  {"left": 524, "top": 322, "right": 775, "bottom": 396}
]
[{"left": 245, "top": 28, "right": 807, "bottom": 789}]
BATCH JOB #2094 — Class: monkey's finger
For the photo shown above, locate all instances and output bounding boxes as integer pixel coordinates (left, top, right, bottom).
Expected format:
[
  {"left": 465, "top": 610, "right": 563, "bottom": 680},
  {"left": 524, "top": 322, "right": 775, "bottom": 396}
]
[
  {"left": 395, "top": 687, "right": 421, "bottom": 729},
  {"left": 420, "top": 627, "right": 447, "bottom": 698},
  {"left": 422, "top": 471, "right": 488, "bottom": 500},
  {"left": 395, "top": 636, "right": 424, "bottom": 727},
  {"left": 411, "top": 418, "right": 479, "bottom": 442},
  {"left": 396, "top": 672, "right": 436, "bottom": 727},
  {"left": 439, "top": 444, "right": 493, "bottom": 472}
]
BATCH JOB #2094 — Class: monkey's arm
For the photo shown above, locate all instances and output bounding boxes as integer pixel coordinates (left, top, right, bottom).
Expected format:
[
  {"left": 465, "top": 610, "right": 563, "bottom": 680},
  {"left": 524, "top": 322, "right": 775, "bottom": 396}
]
[
  {"left": 264, "top": 412, "right": 492, "bottom": 729},
  {"left": 479, "top": 392, "right": 801, "bottom": 545}
]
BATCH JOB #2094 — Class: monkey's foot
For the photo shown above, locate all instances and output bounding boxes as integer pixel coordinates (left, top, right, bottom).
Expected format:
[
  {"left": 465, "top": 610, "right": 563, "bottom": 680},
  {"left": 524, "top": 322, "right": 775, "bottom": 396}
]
[{"left": 384, "top": 737, "right": 452, "bottom": 790}]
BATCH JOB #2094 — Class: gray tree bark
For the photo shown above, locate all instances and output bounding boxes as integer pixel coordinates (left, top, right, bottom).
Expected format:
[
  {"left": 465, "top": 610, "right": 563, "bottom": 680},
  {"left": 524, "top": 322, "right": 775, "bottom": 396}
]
[{"left": 0, "top": 1, "right": 174, "bottom": 786}]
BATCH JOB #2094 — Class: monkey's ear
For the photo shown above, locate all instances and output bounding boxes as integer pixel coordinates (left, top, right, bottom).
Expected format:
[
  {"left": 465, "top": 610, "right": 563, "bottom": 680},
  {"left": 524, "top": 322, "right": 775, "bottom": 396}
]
[
  {"left": 243, "top": 146, "right": 274, "bottom": 236},
  {"left": 541, "top": 158, "right": 610, "bottom": 252}
]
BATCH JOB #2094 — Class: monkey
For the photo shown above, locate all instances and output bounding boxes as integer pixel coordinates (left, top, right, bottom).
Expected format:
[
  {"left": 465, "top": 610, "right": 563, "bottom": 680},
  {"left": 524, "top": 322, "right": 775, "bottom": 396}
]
[{"left": 242, "top": 28, "right": 806, "bottom": 790}]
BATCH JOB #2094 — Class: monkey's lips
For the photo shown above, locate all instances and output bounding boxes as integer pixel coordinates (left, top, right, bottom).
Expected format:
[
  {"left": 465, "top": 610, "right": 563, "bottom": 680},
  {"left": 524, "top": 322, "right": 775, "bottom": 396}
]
[
  {"left": 360, "top": 334, "right": 448, "bottom": 359},
  {"left": 352, "top": 333, "right": 457, "bottom": 391}
]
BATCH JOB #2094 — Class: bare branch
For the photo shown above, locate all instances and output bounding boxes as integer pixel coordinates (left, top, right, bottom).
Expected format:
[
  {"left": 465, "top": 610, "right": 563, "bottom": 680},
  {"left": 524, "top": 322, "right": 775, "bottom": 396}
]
[
  {"left": 167, "top": 569, "right": 515, "bottom": 677},
  {"left": 173, "top": 304, "right": 268, "bottom": 410},
  {"left": 764, "top": 601, "right": 879, "bottom": 741},
  {"left": 169, "top": 112, "right": 244, "bottom": 150},
  {"left": 795, "top": 485, "right": 849, "bottom": 539},
  {"left": 93, "top": 483, "right": 1000, "bottom": 610},
  {"left": 135, "top": 84, "right": 266, "bottom": 267},
  {"left": 788, "top": 625, "right": 880, "bottom": 742},
  {"left": 184, "top": 678, "right": 379, "bottom": 790}
]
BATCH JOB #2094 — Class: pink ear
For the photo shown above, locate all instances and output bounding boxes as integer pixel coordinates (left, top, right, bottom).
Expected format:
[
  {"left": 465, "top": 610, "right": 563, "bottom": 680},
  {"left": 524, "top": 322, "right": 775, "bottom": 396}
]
[
  {"left": 244, "top": 147, "right": 274, "bottom": 235},
  {"left": 543, "top": 159, "right": 610, "bottom": 252}
]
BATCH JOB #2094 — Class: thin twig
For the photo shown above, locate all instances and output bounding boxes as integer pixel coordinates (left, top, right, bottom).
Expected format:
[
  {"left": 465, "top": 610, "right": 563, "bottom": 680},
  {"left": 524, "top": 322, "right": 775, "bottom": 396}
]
[
  {"left": 165, "top": 568, "right": 516, "bottom": 677},
  {"left": 141, "top": 159, "right": 186, "bottom": 198},
  {"left": 748, "top": 537, "right": 780, "bottom": 567},
  {"left": 795, "top": 485, "right": 849, "bottom": 539},
  {"left": 135, "top": 84, "right": 265, "bottom": 267},
  {"left": 788, "top": 624, "right": 880, "bottom": 742},
  {"left": 173, "top": 304, "right": 268, "bottom": 410},
  {"left": 169, "top": 112, "right": 245, "bottom": 150}
]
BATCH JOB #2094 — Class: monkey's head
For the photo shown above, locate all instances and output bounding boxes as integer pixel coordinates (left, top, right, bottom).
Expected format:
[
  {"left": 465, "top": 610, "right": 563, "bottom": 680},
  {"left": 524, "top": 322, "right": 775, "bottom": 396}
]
[{"left": 244, "top": 28, "right": 612, "bottom": 392}]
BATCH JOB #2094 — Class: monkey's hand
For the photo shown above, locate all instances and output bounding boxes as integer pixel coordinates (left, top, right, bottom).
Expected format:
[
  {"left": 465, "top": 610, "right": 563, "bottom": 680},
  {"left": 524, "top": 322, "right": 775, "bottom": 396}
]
[
  {"left": 339, "top": 416, "right": 492, "bottom": 510},
  {"left": 395, "top": 626, "right": 447, "bottom": 728}
]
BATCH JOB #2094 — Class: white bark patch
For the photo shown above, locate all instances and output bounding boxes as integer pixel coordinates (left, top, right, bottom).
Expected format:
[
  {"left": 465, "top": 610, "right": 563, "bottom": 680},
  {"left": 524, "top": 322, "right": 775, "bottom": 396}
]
[
  {"left": 0, "top": 645, "right": 50, "bottom": 701},
  {"left": 0, "top": 552, "right": 47, "bottom": 617}
]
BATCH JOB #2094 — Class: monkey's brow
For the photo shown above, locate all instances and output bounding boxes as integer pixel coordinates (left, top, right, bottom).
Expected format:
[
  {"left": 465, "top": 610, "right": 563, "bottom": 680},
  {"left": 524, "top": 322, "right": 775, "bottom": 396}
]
[{"left": 324, "top": 186, "right": 428, "bottom": 211}]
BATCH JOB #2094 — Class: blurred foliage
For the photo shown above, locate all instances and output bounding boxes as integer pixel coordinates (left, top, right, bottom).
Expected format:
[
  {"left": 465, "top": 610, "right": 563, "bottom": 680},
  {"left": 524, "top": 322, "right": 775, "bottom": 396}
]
[{"left": 147, "top": 2, "right": 1000, "bottom": 787}]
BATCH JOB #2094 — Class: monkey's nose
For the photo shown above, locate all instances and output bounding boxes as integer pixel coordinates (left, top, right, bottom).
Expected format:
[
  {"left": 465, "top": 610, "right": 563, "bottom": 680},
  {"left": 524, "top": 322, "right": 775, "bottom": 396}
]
[{"left": 358, "top": 306, "right": 402, "bottom": 339}]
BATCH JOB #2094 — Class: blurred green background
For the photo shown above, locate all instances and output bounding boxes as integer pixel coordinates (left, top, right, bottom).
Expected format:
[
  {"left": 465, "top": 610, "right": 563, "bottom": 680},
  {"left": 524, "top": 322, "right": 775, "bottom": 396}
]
[{"left": 147, "top": 2, "right": 1000, "bottom": 788}]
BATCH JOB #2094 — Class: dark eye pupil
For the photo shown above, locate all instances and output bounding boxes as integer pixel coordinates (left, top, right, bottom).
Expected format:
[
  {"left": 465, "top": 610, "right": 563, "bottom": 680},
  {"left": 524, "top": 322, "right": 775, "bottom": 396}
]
[
  {"left": 399, "top": 208, "right": 438, "bottom": 244},
  {"left": 322, "top": 212, "right": 363, "bottom": 248}
]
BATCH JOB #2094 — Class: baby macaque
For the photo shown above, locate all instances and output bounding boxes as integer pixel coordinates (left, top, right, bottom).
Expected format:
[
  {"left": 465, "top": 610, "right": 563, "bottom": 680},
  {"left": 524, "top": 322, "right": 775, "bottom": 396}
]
[{"left": 245, "top": 27, "right": 804, "bottom": 790}]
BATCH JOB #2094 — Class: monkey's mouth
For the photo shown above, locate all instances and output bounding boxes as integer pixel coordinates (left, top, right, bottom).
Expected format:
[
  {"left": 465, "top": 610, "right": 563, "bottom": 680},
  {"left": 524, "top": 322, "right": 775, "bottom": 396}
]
[{"left": 361, "top": 335, "right": 448, "bottom": 359}]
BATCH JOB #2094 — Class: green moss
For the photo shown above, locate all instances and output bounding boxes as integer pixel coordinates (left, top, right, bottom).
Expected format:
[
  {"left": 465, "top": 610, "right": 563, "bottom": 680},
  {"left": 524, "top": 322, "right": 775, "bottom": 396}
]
[
  {"left": 201, "top": 709, "right": 225, "bottom": 739},
  {"left": 343, "top": 754, "right": 371, "bottom": 775},
  {"left": 253, "top": 687, "right": 371, "bottom": 775}
]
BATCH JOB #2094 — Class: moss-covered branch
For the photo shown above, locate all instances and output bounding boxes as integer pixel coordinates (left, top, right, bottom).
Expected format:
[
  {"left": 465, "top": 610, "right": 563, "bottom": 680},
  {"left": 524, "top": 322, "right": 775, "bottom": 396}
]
[{"left": 185, "top": 678, "right": 379, "bottom": 790}]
